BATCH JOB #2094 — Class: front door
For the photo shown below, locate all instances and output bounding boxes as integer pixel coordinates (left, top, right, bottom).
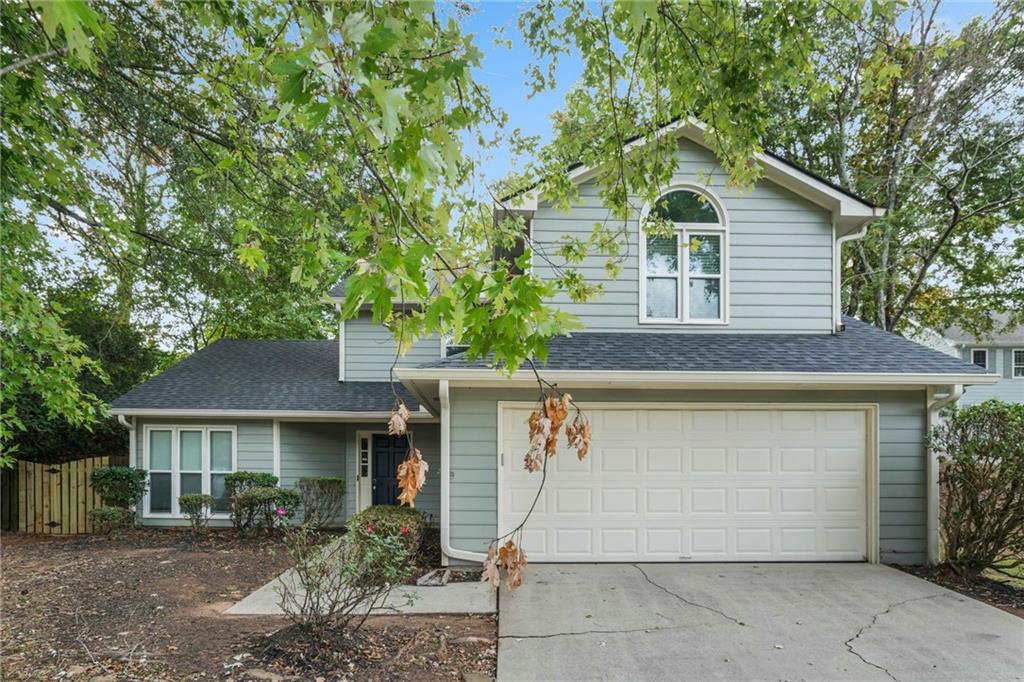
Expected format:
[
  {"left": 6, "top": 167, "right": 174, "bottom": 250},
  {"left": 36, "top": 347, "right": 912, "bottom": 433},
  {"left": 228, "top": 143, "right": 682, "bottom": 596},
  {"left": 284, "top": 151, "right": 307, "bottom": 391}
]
[{"left": 371, "top": 434, "right": 408, "bottom": 506}]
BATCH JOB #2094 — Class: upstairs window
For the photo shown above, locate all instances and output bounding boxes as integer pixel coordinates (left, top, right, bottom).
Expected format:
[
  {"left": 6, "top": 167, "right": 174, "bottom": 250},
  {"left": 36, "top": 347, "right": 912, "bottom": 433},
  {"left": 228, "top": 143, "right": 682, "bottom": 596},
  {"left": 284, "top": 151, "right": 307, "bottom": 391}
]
[
  {"left": 971, "top": 348, "right": 989, "bottom": 369},
  {"left": 1013, "top": 349, "right": 1023, "bottom": 378},
  {"left": 641, "top": 188, "right": 728, "bottom": 324}
]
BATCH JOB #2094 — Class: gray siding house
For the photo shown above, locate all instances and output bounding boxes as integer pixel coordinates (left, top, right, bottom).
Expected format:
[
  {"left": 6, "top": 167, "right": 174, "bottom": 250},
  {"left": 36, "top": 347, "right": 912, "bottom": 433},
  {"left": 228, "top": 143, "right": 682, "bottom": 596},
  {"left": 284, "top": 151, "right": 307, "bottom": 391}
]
[
  {"left": 942, "top": 315, "right": 1023, "bottom": 407},
  {"left": 111, "top": 124, "right": 998, "bottom": 566}
]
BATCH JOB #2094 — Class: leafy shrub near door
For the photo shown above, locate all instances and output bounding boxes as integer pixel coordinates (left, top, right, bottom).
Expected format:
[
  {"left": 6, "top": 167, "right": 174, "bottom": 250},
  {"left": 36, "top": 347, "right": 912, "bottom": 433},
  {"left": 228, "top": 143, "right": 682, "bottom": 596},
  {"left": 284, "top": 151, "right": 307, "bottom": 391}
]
[
  {"left": 297, "top": 476, "right": 345, "bottom": 529},
  {"left": 930, "top": 400, "right": 1024, "bottom": 577},
  {"left": 90, "top": 466, "right": 148, "bottom": 509},
  {"left": 231, "top": 485, "right": 301, "bottom": 532},
  {"left": 346, "top": 505, "right": 424, "bottom": 555}
]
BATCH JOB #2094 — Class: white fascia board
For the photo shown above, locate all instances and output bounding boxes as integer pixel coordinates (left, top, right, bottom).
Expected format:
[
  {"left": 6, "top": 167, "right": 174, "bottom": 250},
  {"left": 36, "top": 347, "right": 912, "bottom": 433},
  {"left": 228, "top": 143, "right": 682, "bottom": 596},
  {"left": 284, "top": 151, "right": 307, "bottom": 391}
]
[
  {"left": 395, "top": 366, "right": 1000, "bottom": 388},
  {"left": 110, "top": 408, "right": 439, "bottom": 421},
  {"left": 511, "top": 118, "right": 884, "bottom": 224}
]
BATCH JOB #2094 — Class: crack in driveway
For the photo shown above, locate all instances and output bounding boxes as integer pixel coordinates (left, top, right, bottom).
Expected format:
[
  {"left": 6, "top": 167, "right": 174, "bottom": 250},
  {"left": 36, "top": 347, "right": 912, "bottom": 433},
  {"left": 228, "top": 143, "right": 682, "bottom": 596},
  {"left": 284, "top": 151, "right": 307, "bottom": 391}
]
[
  {"left": 633, "top": 564, "right": 747, "bottom": 626},
  {"left": 844, "top": 592, "right": 949, "bottom": 681},
  {"left": 500, "top": 624, "right": 689, "bottom": 640}
]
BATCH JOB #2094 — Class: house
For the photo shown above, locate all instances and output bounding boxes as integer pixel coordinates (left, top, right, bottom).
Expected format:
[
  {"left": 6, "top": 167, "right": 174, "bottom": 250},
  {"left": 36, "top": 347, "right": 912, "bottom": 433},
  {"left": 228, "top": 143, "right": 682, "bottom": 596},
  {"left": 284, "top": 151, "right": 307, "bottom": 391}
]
[
  {"left": 110, "top": 123, "right": 999, "bottom": 567},
  {"left": 941, "top": 314, "right": 1023, "bottom": 406}
]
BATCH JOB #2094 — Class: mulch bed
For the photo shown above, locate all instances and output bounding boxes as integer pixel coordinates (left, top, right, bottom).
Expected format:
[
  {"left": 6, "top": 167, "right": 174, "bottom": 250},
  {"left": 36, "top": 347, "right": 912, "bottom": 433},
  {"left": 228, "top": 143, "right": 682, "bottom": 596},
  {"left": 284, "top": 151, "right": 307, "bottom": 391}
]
[
  {"left": 1, "top": 529, "right": 497, "bottom": 680},
  {"left": 896, "top": 564, "right": 1024, "bottom": 618}
]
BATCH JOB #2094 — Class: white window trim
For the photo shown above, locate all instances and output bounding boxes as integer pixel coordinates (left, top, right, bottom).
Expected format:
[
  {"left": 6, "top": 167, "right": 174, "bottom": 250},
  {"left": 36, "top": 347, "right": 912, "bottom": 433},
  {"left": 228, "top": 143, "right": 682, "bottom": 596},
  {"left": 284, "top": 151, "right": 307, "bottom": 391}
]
[
  {"left": 970, "top": 347, "right": 989, "bottom": 370},
  {"left": 1013, "top": 348, "right": 1024, "bottom": 379},
  {"left": 638, "top": 184, "right": 730, "bottom": 325},
  {"left": 142, "top": 425, "right": 237, "bottom": 519}
]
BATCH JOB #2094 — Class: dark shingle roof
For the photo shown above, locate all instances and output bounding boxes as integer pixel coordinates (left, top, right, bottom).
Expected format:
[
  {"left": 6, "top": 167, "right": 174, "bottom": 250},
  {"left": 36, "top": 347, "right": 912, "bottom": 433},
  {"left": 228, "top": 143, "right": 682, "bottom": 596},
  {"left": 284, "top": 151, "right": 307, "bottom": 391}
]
[
  {"left": 112, "top": 340, "right": 418, "bottom": 412},
  {"left": 944, "top": 313, "right": 1024, "bottom": 345},
  {"left": 419, "top": 317, "right": 988, "bottom": 375}
]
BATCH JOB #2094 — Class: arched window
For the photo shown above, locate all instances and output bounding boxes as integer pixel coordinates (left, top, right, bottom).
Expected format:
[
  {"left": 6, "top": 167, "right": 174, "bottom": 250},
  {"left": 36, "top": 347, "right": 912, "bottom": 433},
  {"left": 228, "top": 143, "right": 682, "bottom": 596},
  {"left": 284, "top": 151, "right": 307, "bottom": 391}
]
[{"left": 641, "top": 187, "right": 728, "bottom": 323}]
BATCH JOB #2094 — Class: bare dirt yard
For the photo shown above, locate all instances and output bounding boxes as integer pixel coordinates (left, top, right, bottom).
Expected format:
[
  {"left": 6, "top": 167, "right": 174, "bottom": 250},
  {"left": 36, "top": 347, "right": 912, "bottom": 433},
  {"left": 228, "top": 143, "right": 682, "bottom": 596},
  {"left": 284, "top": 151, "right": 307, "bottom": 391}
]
[{"left": 1, "top": 529, "right": 497, "bottom": 680}]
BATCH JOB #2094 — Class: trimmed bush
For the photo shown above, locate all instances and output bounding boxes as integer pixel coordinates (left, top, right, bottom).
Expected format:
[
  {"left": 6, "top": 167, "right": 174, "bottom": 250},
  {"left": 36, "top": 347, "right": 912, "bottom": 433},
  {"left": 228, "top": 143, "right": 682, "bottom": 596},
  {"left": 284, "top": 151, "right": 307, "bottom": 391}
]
[
  {"left": 89, "top": 507, "right": 135, "bottom": 535},
  {"left": 179, "top": 493, "right": 216, "bottom": 532},
  {"left": 297, "top": 476, "right": 346, "bottom": 529},
  {"left": 233, "top": 486, "right": 301, "bottom": 532},
  {"left": 224, "top": 471, "right": 279, "bottom": 497},
  {"left": 225, "top": 471, "right": 281, "bottom": 530},
  {"left": 931, "top": 400, "right": 1024, "bottom": 577},
  {"left": 346, "top": 505, "right": 424, "bottom": 555},
  {"left": 91, "top": 467, "right": 148, "bottom": 509}
]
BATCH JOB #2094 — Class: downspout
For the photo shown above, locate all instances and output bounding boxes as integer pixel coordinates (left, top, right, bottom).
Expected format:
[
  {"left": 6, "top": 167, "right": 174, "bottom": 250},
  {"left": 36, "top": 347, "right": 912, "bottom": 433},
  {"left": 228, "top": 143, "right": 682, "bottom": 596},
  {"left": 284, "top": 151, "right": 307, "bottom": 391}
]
[
  {"left": 833, "top": 217, "right": 875, "bottom": 332},
  {"left": 439, "top": 379, "right": 488, "bottom": 564},
  {"left": 117, "top": 415, "right": 135, "bottom": 467},
  {"left": 926, "top": 384, "right": 963, "bottom": 565},
  {"left": 117, "top": 414, "right": 138, "bottom": 521}
]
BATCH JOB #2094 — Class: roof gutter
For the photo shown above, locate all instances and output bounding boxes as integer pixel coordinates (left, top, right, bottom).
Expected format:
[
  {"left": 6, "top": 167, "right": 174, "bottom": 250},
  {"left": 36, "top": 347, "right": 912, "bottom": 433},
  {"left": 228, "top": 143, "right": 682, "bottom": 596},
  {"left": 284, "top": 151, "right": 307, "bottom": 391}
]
[
  {"left": 109, "top": 408, "right": 437, "bottom": 421},
  {"left": 397, "top": 367, "right": 998, "bottom": 388}
]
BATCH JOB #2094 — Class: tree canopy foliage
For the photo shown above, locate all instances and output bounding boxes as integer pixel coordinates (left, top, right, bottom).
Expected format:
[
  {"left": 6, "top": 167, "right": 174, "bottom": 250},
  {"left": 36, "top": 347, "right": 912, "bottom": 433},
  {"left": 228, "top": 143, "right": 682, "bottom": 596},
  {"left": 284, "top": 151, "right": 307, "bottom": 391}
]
[{"left": 2, "top": 0, "right": 1021, "bottom": 466}]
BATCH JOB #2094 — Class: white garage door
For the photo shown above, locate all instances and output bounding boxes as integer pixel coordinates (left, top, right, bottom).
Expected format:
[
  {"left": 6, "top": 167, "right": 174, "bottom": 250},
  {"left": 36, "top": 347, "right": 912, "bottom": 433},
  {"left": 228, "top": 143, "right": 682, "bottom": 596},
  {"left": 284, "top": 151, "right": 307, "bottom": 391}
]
[{"left": 499, "top": 406, "right": 868, "bottom": 562}]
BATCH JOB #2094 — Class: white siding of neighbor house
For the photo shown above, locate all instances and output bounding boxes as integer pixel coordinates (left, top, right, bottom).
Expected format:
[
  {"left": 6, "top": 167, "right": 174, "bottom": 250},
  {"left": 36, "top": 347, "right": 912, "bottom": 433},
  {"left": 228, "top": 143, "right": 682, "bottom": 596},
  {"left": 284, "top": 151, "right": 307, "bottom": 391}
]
[
  {"left": 958, "top": 347, "right": 1024, "bottom": 406},
  {"left": 448, "top": 388, "right": 930, "bottom": 565},
  {"left": 530, "top": 138, "right": 835, "bottom": 334},
  {"left": 344, "top": 312, "right": 442, "bottom": 381}
]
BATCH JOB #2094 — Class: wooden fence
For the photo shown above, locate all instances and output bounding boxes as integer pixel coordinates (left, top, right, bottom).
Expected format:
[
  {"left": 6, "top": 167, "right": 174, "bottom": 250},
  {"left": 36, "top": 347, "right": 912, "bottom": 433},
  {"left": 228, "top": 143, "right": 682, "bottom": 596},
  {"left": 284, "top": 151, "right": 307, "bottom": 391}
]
[{"left": 7, "top": 457, "right": 112, "bottom": 534}]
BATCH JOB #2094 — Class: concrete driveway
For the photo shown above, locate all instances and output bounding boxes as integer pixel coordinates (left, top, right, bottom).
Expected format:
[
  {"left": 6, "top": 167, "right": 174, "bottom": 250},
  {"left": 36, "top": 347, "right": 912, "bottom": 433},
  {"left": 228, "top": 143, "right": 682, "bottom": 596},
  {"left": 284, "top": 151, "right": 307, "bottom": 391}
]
[{"left": 498, "top": 563, "right": 1023, "bottom": 681}]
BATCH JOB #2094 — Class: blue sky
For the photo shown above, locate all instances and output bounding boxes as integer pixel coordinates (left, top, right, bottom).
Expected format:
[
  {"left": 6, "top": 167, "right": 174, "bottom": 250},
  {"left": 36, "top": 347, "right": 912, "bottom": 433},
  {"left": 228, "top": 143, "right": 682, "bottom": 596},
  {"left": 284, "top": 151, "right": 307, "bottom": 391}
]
[{"left": 459, "top": 0, "right": 997, "bottom": 184}]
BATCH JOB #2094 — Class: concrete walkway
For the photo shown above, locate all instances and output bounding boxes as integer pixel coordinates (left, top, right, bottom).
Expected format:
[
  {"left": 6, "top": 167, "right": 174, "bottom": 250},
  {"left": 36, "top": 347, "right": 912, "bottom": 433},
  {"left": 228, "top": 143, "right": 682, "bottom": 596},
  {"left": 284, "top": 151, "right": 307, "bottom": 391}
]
[
  {"left": 498, "top": 563, "right": 1024, "bottom": 681},
  {"left": 225, "top": 567, "right": 495, "bottom": 616}
]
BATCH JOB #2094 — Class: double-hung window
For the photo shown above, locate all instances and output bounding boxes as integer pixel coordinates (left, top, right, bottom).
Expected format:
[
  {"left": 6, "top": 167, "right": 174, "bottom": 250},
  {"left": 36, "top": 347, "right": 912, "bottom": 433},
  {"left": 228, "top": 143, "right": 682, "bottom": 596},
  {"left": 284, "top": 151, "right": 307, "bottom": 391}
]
[
  {"left": 1014, "top": 349, "right": 1024, "bottom": 378},
  {"left": 642, "top": 188, "right": 728, "bottom": 324},
  {"left": 144, "top": 426, "right": 236, "bottom": 517},
  {"left": 971, "top": 348, "right": 989, "bottom": 370}
]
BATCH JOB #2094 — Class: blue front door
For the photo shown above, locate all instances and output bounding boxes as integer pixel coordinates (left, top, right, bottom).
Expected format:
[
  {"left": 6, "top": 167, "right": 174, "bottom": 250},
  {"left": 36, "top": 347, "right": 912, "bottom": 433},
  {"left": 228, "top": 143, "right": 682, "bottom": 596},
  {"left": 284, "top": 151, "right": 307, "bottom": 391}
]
[{"left": 371, "top": 434, "right": 408, "bottom": 506}]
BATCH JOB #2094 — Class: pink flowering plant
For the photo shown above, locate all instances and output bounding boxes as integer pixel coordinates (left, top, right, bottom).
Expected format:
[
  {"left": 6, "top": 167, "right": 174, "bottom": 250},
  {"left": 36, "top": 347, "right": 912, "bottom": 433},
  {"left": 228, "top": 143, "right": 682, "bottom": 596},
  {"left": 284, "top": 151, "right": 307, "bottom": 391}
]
[{"left": 346, "top": 505, "right": 424, "bottom": 555}]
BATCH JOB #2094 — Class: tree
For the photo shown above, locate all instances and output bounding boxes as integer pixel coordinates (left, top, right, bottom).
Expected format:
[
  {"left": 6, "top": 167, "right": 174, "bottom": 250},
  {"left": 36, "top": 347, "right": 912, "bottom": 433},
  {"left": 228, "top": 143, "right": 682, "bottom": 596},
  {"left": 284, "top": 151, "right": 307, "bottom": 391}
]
[
  {"left": 762, "top": 0, "right": 1024, "bottom": 336},
  {"left": 10, "top": 278, "right": 165, "bottom": 463}
]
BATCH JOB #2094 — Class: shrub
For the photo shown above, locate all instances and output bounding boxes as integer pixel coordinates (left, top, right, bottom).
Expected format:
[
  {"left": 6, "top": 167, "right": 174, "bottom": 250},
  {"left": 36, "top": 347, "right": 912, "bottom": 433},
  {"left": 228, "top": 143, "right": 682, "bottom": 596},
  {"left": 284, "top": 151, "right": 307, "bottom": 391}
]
[
  {"left": 179, "top": 493, "right": 216, "bottom": 532},
  {"left": 91, "top": 467, "right": 148, "bottom": 509},
  {"left": 89, "top": 507, "right": 135, "bottom": 535},
  {"left": 931, "top": 400, "right": 1024, "bottom": 577},
  {"left": 346, "top": 505, "right": 424, "bottom": 556},
  {"left": 297, "top": 477, "right": 345, "bottom": 529},
  {"left": 224, "top": 471, "right": 280, "bottom": 530},
  {"left": 275, "top": 524, "right": 414, "bottom": 636},
  {"left": 232, "top": 486, "right": 301, "bottom": 532}
]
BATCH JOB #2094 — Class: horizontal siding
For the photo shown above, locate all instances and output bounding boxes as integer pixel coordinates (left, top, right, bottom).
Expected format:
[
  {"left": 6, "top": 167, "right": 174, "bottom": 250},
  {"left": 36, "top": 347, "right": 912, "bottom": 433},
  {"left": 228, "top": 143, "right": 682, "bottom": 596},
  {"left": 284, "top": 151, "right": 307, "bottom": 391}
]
[
  {"left": 279, "top": 422, "right": 346, "bottom": 526},
  {"left": 530, "top": 138, "right": 835, "bottom": 334},
  {"left": 449, "top": 388, "right": 928, "bottom": 564},
  {"left": 344, "top": 312, "right": 442, "bottom": 381}
]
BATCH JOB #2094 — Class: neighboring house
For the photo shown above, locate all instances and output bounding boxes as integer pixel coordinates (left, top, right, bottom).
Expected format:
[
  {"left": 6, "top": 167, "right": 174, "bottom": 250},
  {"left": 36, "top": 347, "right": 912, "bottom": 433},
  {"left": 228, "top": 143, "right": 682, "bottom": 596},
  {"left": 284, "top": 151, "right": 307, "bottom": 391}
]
[
  {"left": 941, "top": 314, "right": 1024, "bottom": 406},
  {"left": 111, "top": 122, "right": 998, "bottom": 567}
]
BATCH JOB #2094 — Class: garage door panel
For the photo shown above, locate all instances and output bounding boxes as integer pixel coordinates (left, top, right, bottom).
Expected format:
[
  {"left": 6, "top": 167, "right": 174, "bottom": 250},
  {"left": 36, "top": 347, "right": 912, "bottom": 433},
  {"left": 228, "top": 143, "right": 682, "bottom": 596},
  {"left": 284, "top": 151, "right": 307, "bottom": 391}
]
[{"left": 500, "top": 406, "right": 868, "bottom": 562}]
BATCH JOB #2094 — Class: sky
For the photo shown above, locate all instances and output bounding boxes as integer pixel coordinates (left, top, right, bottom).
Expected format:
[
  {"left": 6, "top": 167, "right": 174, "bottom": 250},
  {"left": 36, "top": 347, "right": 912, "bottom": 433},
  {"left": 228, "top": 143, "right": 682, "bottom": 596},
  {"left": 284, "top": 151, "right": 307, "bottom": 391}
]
[{"left": 457, "top": 0, "right": 998, "bottom": 185}]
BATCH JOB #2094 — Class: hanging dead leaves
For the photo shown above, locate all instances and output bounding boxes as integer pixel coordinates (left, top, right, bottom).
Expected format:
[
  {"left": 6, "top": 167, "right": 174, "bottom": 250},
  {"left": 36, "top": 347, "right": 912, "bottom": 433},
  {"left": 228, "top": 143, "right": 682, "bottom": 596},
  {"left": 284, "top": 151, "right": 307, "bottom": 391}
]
[
  {"left": 483, "top": 540, "right": 528, "bottom": 591},
  {"left": 524, "top": 393, "right": 590, "bottom": 471},
  {"left": 396, "top": 447, "right": 428, "bottom": 507},
  {"left": 388, "top": 398, "right": 429, "bottom": 507},
  {"left": 483, "top": 392, "right": 591, "bottom": 593}
]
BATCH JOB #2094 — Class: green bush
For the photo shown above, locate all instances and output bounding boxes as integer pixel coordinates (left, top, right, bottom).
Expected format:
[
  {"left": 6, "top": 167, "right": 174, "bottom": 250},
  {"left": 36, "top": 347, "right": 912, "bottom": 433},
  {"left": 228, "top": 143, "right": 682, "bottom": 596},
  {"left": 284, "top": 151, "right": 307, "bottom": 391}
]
[
  {"left": 232, "top": 486, "right": 301, "bottom": 532},
  {"left": 346, "top": 505, "right": 424, "bottom": 555},
  {"left": 90, "top": 467, "right": 148, "bottom": 509},
  {"left": 225, "top": 471, "right": 280, "bottom": 530},
  {"left": 297, "top": 476, "right": 346, "bottom": 529},
  {"left": 224, "top": 471, "right": 279, "bottom": 497},
  {"left": 931, "top": 400, "right": 1024, "bottom": 577},
  {"left": 179, "top": 493, "right": 216, "bottom": 532},
  {"left": 89, "top": 507, "right": 135, "bottom": 535}
]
